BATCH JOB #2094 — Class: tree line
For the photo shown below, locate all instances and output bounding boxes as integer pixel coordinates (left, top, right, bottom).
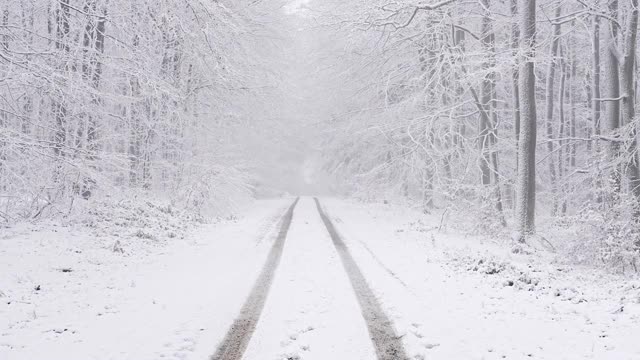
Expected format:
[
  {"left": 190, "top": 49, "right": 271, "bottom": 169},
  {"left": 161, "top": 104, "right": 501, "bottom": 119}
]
[
  {"left": 0, "top": 0, "right": 283, "bottom": 221},
  {"left": 318, "top": 0, "right": 640, "bottom": 262}
]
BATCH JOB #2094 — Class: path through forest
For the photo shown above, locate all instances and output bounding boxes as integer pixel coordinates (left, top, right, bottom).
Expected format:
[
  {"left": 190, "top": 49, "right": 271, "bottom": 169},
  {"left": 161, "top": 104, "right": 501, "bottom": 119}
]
[{"left": 2, "top": 198, "right": 640, "bottom": 360}]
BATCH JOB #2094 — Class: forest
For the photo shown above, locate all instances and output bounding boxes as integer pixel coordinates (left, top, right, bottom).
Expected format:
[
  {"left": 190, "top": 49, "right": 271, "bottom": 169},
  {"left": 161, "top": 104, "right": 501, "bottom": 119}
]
[
  {"left": 310, "top": 0, "right": 640, "bottom": 269},
  {"left": 2, "top": 0, "right": 640, "bottom": 268},
  {"left": 3, "top": 1, "right": 640, "bottom": 359}
]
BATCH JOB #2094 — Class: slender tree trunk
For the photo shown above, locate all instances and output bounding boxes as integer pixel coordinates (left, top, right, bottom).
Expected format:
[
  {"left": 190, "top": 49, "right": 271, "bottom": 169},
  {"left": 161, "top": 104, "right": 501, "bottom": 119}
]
[
  {"left": 620, "top": 0, "right": 640, "bottom": 200},
  {"left": 77, "top": 0, "right": 106, "bottom": 199},
  {"left": 129, "top": 35, "right": 142, "bottom": 188},
  {"left": 511, "top": 0, "right": 521, "bottom": 160},
  {"left": 568, "top": 33, "right": 577, "bottom": 170},
  {"left": 568, "top": 37, "right": 577, "bottom": 211},
  {"left": 419, "top": 46, "right": 436, "bottom": 214},
  {"left": 479, "top": 0, "right": 493, "bottom": 187},
  {"left": 422, "top": 128, "right": 435, "bottom": 213},
  {"left": 593, "top": 13, "right": 602, "bottom": 139},
  {"left": 479, "top": 0, "right": 506, "bottom": 226},
  {"left": 544, "top": 5, "right": 562, "bottom": 216},
  {"left": 20, "top": 3, "right": 34, "bottom": 137},
  {"left": 510, "top": 0, "right": 520, "bottom": 212},
  {"left": 454, "top": 26, "right": 467, "bottom": 171},
  {"left": 515, "top": 0, "right": 538, "bottom": 240},
  {"left": 591, "top": 11, "right": 604, "bottom": 203},
  {"left": 605, "top": 0, "right": 622, "bottom": 194},
  {"left": 142, "top": 98, "right": 153, "bottom": 190},
  {"left": 53, "top": 0, "right": 71, "bottom": 187},
  {"left": 0, "top": 7, "right": 8, "bottom": 192},
  {"left": 558, "top": 50, "right": 567, "bottom": 215},
  {"left": 422, "top": 155, "right": 435, "bottom": 212}
]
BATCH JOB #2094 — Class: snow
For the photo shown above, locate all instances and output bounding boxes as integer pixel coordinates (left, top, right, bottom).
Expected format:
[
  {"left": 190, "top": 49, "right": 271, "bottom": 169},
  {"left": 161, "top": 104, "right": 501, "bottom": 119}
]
[
  {"left": 0, "top": 199, "right": 291, "bottom": 360},
  {"left": 321, "top": 198, "right": 640, "bottom": 360},
  {"left": 2, "top": 197, "right": 640, "bottom": 360},
  {"left": 243, "top": 198, "right": 376, "bottom": 360}
]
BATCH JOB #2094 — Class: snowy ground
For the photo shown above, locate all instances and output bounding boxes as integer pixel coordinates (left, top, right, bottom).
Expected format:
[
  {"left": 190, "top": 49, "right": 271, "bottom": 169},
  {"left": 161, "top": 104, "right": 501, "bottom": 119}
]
[
  {"left": 243, "top": 199, "right": 377, "bottom": 360},
  {"left": 321, "top": 198, "right": 640, "bottom": 360},
  {"left": 2, "top": 197, "right": 640, "bottom": 360},
  {"left": 0, "top": 199, "right": 291, "bottom": 360}
]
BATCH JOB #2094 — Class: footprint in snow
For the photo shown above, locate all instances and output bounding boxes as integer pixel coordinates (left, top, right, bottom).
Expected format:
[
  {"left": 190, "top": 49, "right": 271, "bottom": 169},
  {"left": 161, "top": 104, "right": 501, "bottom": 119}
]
[
  {"left": 281, "top": 353, "right": 301, "bottom": 360},
  {"left": 302, "top": 325, "right": 314, "bottom": 332}
]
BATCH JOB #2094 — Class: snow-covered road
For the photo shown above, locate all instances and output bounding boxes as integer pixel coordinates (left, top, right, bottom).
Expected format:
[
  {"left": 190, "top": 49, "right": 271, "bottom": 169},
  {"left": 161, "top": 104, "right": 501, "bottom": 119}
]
[
  {"left": 2, "top": 197, "right": 640, "bottom": 360},
  {"left": 242, "top": 198, "right": 378, "bottom": 360}
]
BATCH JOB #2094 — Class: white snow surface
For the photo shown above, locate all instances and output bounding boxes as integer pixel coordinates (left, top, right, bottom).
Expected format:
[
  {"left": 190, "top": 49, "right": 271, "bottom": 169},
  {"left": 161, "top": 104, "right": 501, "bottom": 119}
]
[
  {"left": 0, "top": 199, "right": 291, "bottom": 360},
  {"left": 321, "top": 198, "right": 640, "bottom": 360},
  {"left": 243, "top": 198, "right": 376, "bottom": 360},
  {"left": 1, "top": 197, "right": 640, "bottom": 360}
]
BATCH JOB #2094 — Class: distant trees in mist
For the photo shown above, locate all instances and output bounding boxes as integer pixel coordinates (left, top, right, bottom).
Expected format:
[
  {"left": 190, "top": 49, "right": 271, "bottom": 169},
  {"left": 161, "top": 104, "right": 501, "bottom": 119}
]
[{"left": 0, "top": 0, "right": 284, "bottom": 220}]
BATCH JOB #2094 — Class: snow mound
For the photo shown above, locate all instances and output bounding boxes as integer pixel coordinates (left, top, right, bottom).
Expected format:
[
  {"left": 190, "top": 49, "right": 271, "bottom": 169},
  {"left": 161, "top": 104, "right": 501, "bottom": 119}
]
[
  {"left": 71, "top": 197, "right": 207, "bottom": 244},
  {"left": 458, "top": 255, "right": 541, "bottom": 291}
]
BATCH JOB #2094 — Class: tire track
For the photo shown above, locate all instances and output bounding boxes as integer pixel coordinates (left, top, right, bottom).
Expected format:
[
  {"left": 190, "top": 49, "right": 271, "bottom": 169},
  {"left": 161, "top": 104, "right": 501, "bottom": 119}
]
[
  {"left": 314, "top": 198, "right": 409, "bottom": 360},
  {"left": 211, "top": 198, "right": 299, "bottom": 360}
]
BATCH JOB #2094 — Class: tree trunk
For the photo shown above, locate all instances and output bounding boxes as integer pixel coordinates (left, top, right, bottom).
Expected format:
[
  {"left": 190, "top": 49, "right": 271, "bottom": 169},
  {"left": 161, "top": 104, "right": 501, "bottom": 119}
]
[
  {"left": 419, "top": 45, "right": 436, "bottom": 214},
  {"left": 558, "top": 49, "right": 567, "bottom": 215},
  {"left": 479, "top": 0, "right": 493, "bottom": 187},
  {"left": 510, "top": 0, "right": 521, "bottom": 174},
  {"left": 515, "top": 0, "right": 538, "bottom": 240},
  {"left": 510, "top": 0, "right": 520, "bottom": 212},
  {"left": 605, "top": 0, "right": 622, "bottom": 194},
  {"left": 0, "top": 7, "right": 8, "bottom": 192},
  {"left": 53, "top": 0, "right": 71, "bottom": 187},
  {"left": 544, "top": 4, "right": 562, "bottom": 216},
  {"left": 569, "top": 32, "right": 577, "bottom": 170},
  {"left": 593, "top": 12, "right": 602, "bottom": 139},
  {"left": 129, "top": 35, "right": 141, "bottom": 188},
  {"left": 480, "top": 0, "right": 506, "bottom": 226},
  {"left": 78, "top": 0, "right": 106, "bottom": 199},
  {"left": 589, "top": 12, "right": 604, "bottom": 203},
  {"left": 620, "top": 0, "right": 640, "bottom": 200}
]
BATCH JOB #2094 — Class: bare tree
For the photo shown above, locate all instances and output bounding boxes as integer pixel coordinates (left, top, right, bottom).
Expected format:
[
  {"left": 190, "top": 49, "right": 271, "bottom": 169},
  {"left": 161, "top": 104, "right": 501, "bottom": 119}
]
[
  {"left": 604, "top": 0, "right": 622, "bottom": 194},
  {"left": 515, "top": 0, "right": 538, "bottom": 239},
  {"left": 544, "top": 4, "right": 563, "bottom": 216},
  {"left": 619, "top": 0, "right": 640, "bottom": 200}
]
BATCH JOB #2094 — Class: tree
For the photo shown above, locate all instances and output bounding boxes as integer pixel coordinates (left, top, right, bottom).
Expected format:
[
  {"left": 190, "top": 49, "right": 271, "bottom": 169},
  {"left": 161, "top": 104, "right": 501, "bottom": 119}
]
[
  {"left": 604, "top": 0, "right": 622, "bottom": 194},
  {"left": 543, "top": 4, "right": 562, "bottom": 216},
  {"left": 515, "top": 0, "right": 538, "bottom": 239},
  {"left": 619, "top": 0, "right": 640, "bottom": 200},
  {"left": 0, "top": 0, "right": 289, "bottom": 220}
]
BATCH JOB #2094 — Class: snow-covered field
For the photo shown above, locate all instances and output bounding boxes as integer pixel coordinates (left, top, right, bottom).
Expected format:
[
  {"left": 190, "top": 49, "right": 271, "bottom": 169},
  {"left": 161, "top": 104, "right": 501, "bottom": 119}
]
[{"left": 2, "top": 197, "right": 640, "bottom": 360}]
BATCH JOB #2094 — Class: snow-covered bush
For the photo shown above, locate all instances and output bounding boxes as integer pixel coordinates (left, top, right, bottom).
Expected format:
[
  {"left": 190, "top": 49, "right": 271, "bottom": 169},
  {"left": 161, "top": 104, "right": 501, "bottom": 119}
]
[
  {"left": 72, "top": 196, "right": 199, "bottom": 243},
  {"left": 171, "top": 163, "right": 254, "bottom": 218},
  {"left": 562, "top": 198, "right": 640, "bottom": 273}
]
